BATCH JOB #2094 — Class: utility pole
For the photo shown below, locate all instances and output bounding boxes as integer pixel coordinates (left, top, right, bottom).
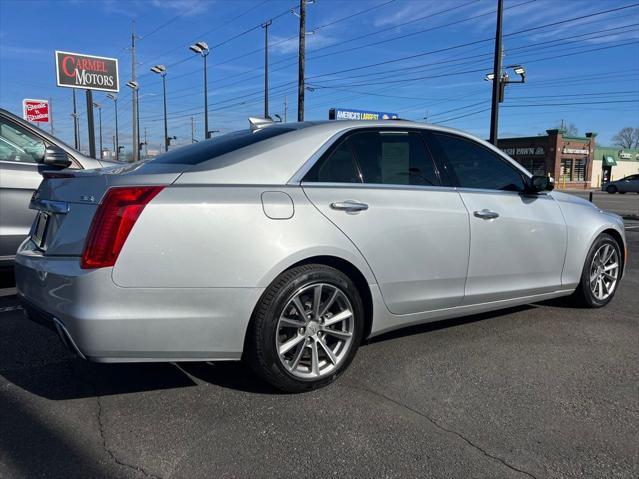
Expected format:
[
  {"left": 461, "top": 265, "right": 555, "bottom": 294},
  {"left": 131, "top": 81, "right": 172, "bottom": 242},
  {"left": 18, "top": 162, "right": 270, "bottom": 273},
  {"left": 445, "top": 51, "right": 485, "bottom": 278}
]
[
  {"left": 107, "top": 94, "right": 119, "bottom": 161},
  {"left": 144, "top": 127, "right": 148, "bottom": 159},
  {"left": 93, "top": 102, "right": 103, "bottom": 158},
  {"left": 49, "top": 97, "right": 54, "bottom": 134},
  {"left": 297, "top": 0, "right": 306, "bottom": 121},
  {"left": 263, "top": 19, "right": 272, "bottom": 118},
  {"left": 284, "top": 95, "right": 288, "bottom": 123},
  {"left": 489, "top": 0, "right": 503, "bottom": 146},
  {"left": 131, "top": 20, "right": 139, "bottom": 161},
  {"left": 86, "top": 90, "right": 96, "bottom": 158},
  {"left": 72, "top": 90, "right": 78, "bottom": 149}
]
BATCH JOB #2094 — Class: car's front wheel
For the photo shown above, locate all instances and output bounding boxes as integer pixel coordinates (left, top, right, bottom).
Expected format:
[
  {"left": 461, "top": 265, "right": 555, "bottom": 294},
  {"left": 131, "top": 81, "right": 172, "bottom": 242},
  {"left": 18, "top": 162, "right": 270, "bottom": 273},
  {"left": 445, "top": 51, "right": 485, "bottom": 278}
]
[
  {"left": 572, "top": 233, "right": 622, "bottom": 308},
  {"left": 606, "top": 184, "right": 617, "bottom": 194},
  {"left": 246, "top": 264, "right": 364, "bottom": 393}
]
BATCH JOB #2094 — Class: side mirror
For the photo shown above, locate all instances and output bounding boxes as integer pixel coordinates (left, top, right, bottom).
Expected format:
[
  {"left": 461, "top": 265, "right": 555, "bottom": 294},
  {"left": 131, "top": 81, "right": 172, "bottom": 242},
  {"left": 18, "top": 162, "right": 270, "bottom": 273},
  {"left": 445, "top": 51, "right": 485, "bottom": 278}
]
[
  {"left": 43, "top": 145, "right": 72, "bottom": 168},
  {"left": 530, "top": 175, "right": 554, "bottom": 193}
]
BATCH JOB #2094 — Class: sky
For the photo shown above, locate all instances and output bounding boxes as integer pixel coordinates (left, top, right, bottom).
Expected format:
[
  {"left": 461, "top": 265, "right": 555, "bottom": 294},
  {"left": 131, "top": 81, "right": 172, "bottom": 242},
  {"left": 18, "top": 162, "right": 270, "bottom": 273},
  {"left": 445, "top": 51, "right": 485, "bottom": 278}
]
[{"left": 1, "top": 0, "right": 638, "bottom": 156}]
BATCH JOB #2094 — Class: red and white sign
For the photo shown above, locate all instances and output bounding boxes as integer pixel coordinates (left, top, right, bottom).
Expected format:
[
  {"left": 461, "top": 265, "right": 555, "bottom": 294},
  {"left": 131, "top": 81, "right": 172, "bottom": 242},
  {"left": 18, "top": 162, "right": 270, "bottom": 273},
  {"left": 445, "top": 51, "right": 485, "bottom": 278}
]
[{"left": 22, "top": 99, "right": 50, "bottom": 123}]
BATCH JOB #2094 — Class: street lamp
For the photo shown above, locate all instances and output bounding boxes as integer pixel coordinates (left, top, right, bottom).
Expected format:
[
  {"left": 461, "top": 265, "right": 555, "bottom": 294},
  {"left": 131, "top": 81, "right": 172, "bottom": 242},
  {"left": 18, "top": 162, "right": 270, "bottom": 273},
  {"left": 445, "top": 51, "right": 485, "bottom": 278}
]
[
  {"left": 126, "top": 81, "right": 140, "bottom": 161},
  {"left": 484, "top": 64, "right": 527, "bottom": 103},
  {"left": 92, "top": 102, "right": 102, "bottom": 159},
  {"left": 150, "top": 64, "right": 169, "bottom": 152},
  {"left": 189, "top": 41, "right": 210, "bottom": 139},
  {"left": 106, "top": 93, "right": 119, "bottom": 161}
]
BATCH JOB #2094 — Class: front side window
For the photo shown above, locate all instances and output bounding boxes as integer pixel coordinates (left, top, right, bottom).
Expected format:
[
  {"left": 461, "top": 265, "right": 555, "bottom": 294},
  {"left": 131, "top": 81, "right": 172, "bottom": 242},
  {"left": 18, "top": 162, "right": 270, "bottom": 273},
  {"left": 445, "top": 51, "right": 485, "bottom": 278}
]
[
  {"left": 427, "top": 132, "right": 527, "bottom": 192},
  {"left": 350, "top": 131, "right": 439, "bottom": 186},
  {"left": 0, "top": 118, "right": 46, "bottom": 164}
]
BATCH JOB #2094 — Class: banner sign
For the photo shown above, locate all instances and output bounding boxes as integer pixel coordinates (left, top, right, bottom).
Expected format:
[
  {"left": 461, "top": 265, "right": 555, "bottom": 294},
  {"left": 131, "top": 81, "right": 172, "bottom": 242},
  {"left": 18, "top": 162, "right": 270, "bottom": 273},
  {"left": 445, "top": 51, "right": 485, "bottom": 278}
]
[
  {"left": 329, "top": 108, "right": 398, "bottom": 121},
  {"left": 22, "top": 99, "right": 50, "bottom": 123},
  {"left": 55, "top": 50, "right": 119, "bottom": 92}
]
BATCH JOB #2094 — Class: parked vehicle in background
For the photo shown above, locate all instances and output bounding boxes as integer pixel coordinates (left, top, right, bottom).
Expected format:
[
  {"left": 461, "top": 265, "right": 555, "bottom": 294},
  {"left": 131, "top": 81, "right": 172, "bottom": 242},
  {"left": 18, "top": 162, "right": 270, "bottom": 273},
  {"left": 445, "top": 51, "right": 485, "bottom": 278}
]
[
  {"left": 604, "top": 174, "right": 639, "bottom": 194},
  {"left": 15, "top": 119, "right": 626, "bottom": 392},
  {"left": 0, "top": 108, "right": 111, "bottom": 267}
]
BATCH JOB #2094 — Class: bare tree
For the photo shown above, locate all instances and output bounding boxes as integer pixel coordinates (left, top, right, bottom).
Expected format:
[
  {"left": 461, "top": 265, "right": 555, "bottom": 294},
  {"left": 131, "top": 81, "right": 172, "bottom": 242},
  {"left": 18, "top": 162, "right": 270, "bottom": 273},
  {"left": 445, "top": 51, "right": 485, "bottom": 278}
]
[
  {"left": 612, "top": 127, "right": 639, "bottom": 149},
  {"left": 555, "top": 121, "right": 578, "bottom": 136}
]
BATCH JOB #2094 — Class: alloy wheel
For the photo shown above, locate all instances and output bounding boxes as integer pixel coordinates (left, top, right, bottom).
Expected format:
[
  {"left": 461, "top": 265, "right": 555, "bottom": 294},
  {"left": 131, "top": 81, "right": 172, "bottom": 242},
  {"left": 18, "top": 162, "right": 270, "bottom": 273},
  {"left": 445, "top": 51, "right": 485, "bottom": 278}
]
[
  {"left": 589, "top": 243, "right": 619, "bottom": 301},
  {"left": 276, "top": 283, "right": 355, "bottom": 379}
]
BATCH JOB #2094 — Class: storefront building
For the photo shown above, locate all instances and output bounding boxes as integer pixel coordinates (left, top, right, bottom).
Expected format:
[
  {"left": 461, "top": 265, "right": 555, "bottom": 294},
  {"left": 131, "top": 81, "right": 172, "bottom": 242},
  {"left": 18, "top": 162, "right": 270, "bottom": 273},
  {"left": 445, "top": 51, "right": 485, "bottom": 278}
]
[
  {"left": 591, "top": 146, "right": 639, "bottom": 187},
  {"left": 497, "top": 129, "right": 596, "bottom": 189}
]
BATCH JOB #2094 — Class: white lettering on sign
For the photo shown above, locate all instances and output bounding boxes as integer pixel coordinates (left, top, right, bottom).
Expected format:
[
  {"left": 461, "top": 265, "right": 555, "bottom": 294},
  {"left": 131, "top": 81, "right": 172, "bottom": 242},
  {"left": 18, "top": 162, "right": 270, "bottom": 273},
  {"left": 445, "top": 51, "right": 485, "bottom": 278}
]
[
  {"left": 502, "top": 146, "right": 545, "bottom": 156},
  {"left": 562, "top": 147, "right": 589, "bottom": 155}
]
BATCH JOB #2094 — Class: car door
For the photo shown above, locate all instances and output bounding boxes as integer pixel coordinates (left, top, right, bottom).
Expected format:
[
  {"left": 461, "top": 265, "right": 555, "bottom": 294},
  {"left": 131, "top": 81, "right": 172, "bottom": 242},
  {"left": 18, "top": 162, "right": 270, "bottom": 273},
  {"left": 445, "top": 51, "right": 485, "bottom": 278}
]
[
  {"left": 424, "top": 131, "right": 567, "bottom": 304},
  {"left": 302, "top": 128, "right": 470, "bottom": 315},
  {"left": 0, "top": 116, "right": 48, "bottom": 261},
  {"left": 621, "top": 174, "right": 639, "bottom": 192}
]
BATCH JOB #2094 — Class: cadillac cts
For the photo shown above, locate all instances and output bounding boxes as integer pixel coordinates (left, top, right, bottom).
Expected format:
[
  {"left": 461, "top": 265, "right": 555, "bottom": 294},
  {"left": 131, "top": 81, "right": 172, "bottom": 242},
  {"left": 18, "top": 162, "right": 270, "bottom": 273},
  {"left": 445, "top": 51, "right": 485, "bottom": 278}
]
[{"left": 16, "top": 120, "right": 626, "bottom": 392}]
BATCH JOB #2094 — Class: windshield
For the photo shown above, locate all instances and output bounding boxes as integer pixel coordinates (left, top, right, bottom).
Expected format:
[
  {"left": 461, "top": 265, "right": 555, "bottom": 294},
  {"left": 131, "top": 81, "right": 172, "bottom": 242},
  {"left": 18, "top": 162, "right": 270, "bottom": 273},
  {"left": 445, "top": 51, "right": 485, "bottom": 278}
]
[{"left": 150, "top": 127, "right": 294, "bottom": 165}]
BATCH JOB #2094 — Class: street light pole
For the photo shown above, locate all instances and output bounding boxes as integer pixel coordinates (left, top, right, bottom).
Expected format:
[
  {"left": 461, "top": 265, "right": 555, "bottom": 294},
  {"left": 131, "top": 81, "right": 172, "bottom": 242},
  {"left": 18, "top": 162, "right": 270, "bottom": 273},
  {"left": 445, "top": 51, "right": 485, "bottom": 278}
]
[
  {"left": 190, "top": 42, "right": 210, "bottom": 139},
  {"left": 72, "top": 89, "right": 79, "bottom": 149},
  {"left": 126, "top": 81, "right": 139, "bottom": 162},
  {"left": 151, "top": 65, "right": 168, "bottom": 151},
  {"left": 107, "top": 93, "right": 119, "bottom": 161},
  {"left": 297, "top": 0, "right": 306, "bottom": 121},
  {"left": 263, "top": 19, "right": 272, "bottom": 118},
  {"left": 489, "top": 0, "right": 504, "bottom": 146},
  {"left": 94, "top": 103, "right": 102, "bottom": 158}
]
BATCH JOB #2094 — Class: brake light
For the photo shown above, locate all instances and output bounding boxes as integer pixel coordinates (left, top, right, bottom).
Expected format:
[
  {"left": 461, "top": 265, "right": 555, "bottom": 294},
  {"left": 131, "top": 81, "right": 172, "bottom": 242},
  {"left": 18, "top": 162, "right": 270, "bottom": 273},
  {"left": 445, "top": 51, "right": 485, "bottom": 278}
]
[{"left": 81, "top": 186, "right": 164, "bottom": 269}]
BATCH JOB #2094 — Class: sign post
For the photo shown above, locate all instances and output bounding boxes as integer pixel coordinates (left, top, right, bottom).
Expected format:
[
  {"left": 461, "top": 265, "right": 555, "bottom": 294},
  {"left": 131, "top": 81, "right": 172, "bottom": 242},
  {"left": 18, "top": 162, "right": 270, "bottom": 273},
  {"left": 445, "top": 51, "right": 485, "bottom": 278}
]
[{"left": 55, "top": 51, "right": 119, "bottom": 158}]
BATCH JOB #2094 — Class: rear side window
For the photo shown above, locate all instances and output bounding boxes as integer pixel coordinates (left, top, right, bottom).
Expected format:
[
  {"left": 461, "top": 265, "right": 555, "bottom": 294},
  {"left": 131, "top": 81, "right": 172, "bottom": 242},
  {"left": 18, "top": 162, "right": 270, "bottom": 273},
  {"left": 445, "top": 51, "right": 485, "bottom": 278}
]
[
  {"left": 351, "top": 131, "right": 439, "bottom": 186},
  {"left": 150, "top": 127, "right": 294, "bottom": 165},
  {"left": 304, "top": 140, "right": 362, "bottom": 183},
  {"left": 427, "top": 132, "right": 527, "bottom": 192},
  {"left": 304, "top": 129, "right": 440, "bottom": 186}
]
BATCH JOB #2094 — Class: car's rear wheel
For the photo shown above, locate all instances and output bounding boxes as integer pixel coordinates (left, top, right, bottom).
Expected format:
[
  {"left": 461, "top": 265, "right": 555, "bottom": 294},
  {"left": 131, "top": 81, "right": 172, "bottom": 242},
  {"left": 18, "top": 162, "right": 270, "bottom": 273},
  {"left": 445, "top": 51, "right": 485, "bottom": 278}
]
[
  {"left": 246, "top": 264, "right": 364, "bottom": 393},
  {"left": 606, "top": 185, "right": 617, "bottom": 194},
  {"left": 572, "top": 233, "right": 622, "bottom": 308}
]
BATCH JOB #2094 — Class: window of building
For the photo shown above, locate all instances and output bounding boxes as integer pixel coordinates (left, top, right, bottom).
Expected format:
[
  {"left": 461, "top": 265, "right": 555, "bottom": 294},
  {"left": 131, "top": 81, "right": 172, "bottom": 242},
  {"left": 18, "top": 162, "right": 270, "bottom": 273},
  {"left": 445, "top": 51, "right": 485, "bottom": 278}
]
[
  {"left": 560, "top": 159, "right": 573, "bottom": 181},
  {"left": 574, "top": 158, "right": 586, "bottom": 181},
  {"left": 304, "top": 139, "right": 362, "bottom": 183},
  {"left": 426, "top": 132, "right": 527, "bottom": 192}
]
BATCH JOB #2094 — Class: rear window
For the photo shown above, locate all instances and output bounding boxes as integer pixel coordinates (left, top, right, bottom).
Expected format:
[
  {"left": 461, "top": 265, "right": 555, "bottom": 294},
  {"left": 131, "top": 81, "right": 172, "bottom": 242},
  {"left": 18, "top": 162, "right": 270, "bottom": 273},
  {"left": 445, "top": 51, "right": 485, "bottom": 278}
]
[{"left": 150, "top": 127, "right": 294, "bottom": 165}]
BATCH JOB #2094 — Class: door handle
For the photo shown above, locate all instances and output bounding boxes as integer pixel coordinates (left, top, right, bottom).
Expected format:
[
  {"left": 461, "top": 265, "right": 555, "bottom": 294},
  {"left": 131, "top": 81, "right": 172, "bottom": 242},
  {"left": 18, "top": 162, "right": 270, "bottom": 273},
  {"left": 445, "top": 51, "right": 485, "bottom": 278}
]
[
  {"left": 330, "top": 200, "right": 369, "bottom": 212},
  {"left": 473, "top": 209, "right": 499, "bottom": 220}
]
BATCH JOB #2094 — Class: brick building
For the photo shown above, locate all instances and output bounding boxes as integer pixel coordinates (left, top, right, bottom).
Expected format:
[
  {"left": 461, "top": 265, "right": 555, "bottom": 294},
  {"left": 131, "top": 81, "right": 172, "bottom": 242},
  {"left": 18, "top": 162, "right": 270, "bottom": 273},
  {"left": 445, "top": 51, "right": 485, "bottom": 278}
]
[{"left": 497, "top": 129, "right": 596, "bottom": 189}]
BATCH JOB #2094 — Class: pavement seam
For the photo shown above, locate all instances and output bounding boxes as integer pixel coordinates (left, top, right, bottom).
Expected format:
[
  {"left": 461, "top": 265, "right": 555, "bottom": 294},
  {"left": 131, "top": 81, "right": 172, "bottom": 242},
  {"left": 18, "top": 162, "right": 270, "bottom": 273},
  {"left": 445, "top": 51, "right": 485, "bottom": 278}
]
[
  {"left": 349, "top": 381, "right": 540, "bottom": 479},
  {"left": 69, "top": 362, "right": 162, "bottom": 479}
]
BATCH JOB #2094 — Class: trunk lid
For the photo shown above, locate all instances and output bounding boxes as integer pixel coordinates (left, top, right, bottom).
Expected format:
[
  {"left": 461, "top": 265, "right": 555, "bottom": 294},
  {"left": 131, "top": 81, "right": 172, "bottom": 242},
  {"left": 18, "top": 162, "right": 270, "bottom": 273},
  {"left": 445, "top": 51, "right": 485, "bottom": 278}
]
[{"left": 30, "top": 161, "right": 187, "bottom": 256}]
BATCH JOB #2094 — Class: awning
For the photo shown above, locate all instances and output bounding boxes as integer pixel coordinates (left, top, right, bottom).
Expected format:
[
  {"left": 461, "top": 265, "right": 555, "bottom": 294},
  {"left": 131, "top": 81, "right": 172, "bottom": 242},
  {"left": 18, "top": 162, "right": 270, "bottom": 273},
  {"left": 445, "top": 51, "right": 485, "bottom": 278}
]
[{"left": 602, "top": 156, "right": 617, "bottom": 166}]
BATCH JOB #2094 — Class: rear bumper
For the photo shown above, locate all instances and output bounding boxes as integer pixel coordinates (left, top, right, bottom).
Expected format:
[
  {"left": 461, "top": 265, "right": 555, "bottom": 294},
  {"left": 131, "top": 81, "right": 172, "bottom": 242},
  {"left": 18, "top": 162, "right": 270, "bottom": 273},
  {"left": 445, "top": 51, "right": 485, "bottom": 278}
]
[{"left": 15, "top": 251, "right": 264, "bottom": 362}]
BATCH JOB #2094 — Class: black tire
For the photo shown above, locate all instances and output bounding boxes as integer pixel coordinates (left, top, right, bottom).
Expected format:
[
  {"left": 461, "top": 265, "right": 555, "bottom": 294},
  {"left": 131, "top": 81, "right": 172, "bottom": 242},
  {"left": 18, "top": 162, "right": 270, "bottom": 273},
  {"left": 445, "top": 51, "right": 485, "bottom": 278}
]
[
  {"left": 606, "top": 185, "right": 617, "bottom": 194},
  {"left": 572, "top": 233, "right": 622, "bottom": 308},
  {"left": 245, "top": 264, "right": 364, "bottom": 393}
]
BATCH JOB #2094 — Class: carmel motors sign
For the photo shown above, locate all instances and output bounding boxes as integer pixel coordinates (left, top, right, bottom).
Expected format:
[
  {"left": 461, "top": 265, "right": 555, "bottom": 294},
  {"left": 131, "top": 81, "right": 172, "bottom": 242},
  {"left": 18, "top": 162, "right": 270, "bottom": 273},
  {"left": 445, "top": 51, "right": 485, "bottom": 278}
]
[{"left": 55, "top": 51, "right": 119, "bottom": 92}]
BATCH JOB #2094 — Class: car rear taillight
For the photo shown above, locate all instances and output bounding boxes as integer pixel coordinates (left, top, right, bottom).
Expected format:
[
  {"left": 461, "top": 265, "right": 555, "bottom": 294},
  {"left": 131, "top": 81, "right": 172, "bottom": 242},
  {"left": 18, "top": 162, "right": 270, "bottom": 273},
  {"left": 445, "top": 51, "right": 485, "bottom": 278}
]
[{"left": 80, "top": 186, "right": 164, "bottom": 269}]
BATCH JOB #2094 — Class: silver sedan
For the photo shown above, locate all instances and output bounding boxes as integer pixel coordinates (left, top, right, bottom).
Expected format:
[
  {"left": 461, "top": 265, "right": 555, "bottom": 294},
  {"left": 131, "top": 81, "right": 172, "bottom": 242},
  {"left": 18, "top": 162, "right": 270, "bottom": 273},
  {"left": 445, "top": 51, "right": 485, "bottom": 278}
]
[{"left": 15, "top": 120, "right": 626, "bottom": 392}]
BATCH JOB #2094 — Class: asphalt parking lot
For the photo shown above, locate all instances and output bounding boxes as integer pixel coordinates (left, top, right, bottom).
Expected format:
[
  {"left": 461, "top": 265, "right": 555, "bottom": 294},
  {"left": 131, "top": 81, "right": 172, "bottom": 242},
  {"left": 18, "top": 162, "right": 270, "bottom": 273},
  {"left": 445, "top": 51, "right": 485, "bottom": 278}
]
[{"left": 1, "top": 214, "right": 638, "bottom": 478}]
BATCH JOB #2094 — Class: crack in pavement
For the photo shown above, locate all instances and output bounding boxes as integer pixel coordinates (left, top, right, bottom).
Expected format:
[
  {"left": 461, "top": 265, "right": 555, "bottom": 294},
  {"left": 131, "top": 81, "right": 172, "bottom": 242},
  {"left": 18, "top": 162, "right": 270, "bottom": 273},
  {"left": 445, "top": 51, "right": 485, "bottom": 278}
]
[
  {"left": 69, "top": 363, "right": 162, "bottom": 479},
  {"left": 349, "top": 381, "right": 539, "bottom": 479}
]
